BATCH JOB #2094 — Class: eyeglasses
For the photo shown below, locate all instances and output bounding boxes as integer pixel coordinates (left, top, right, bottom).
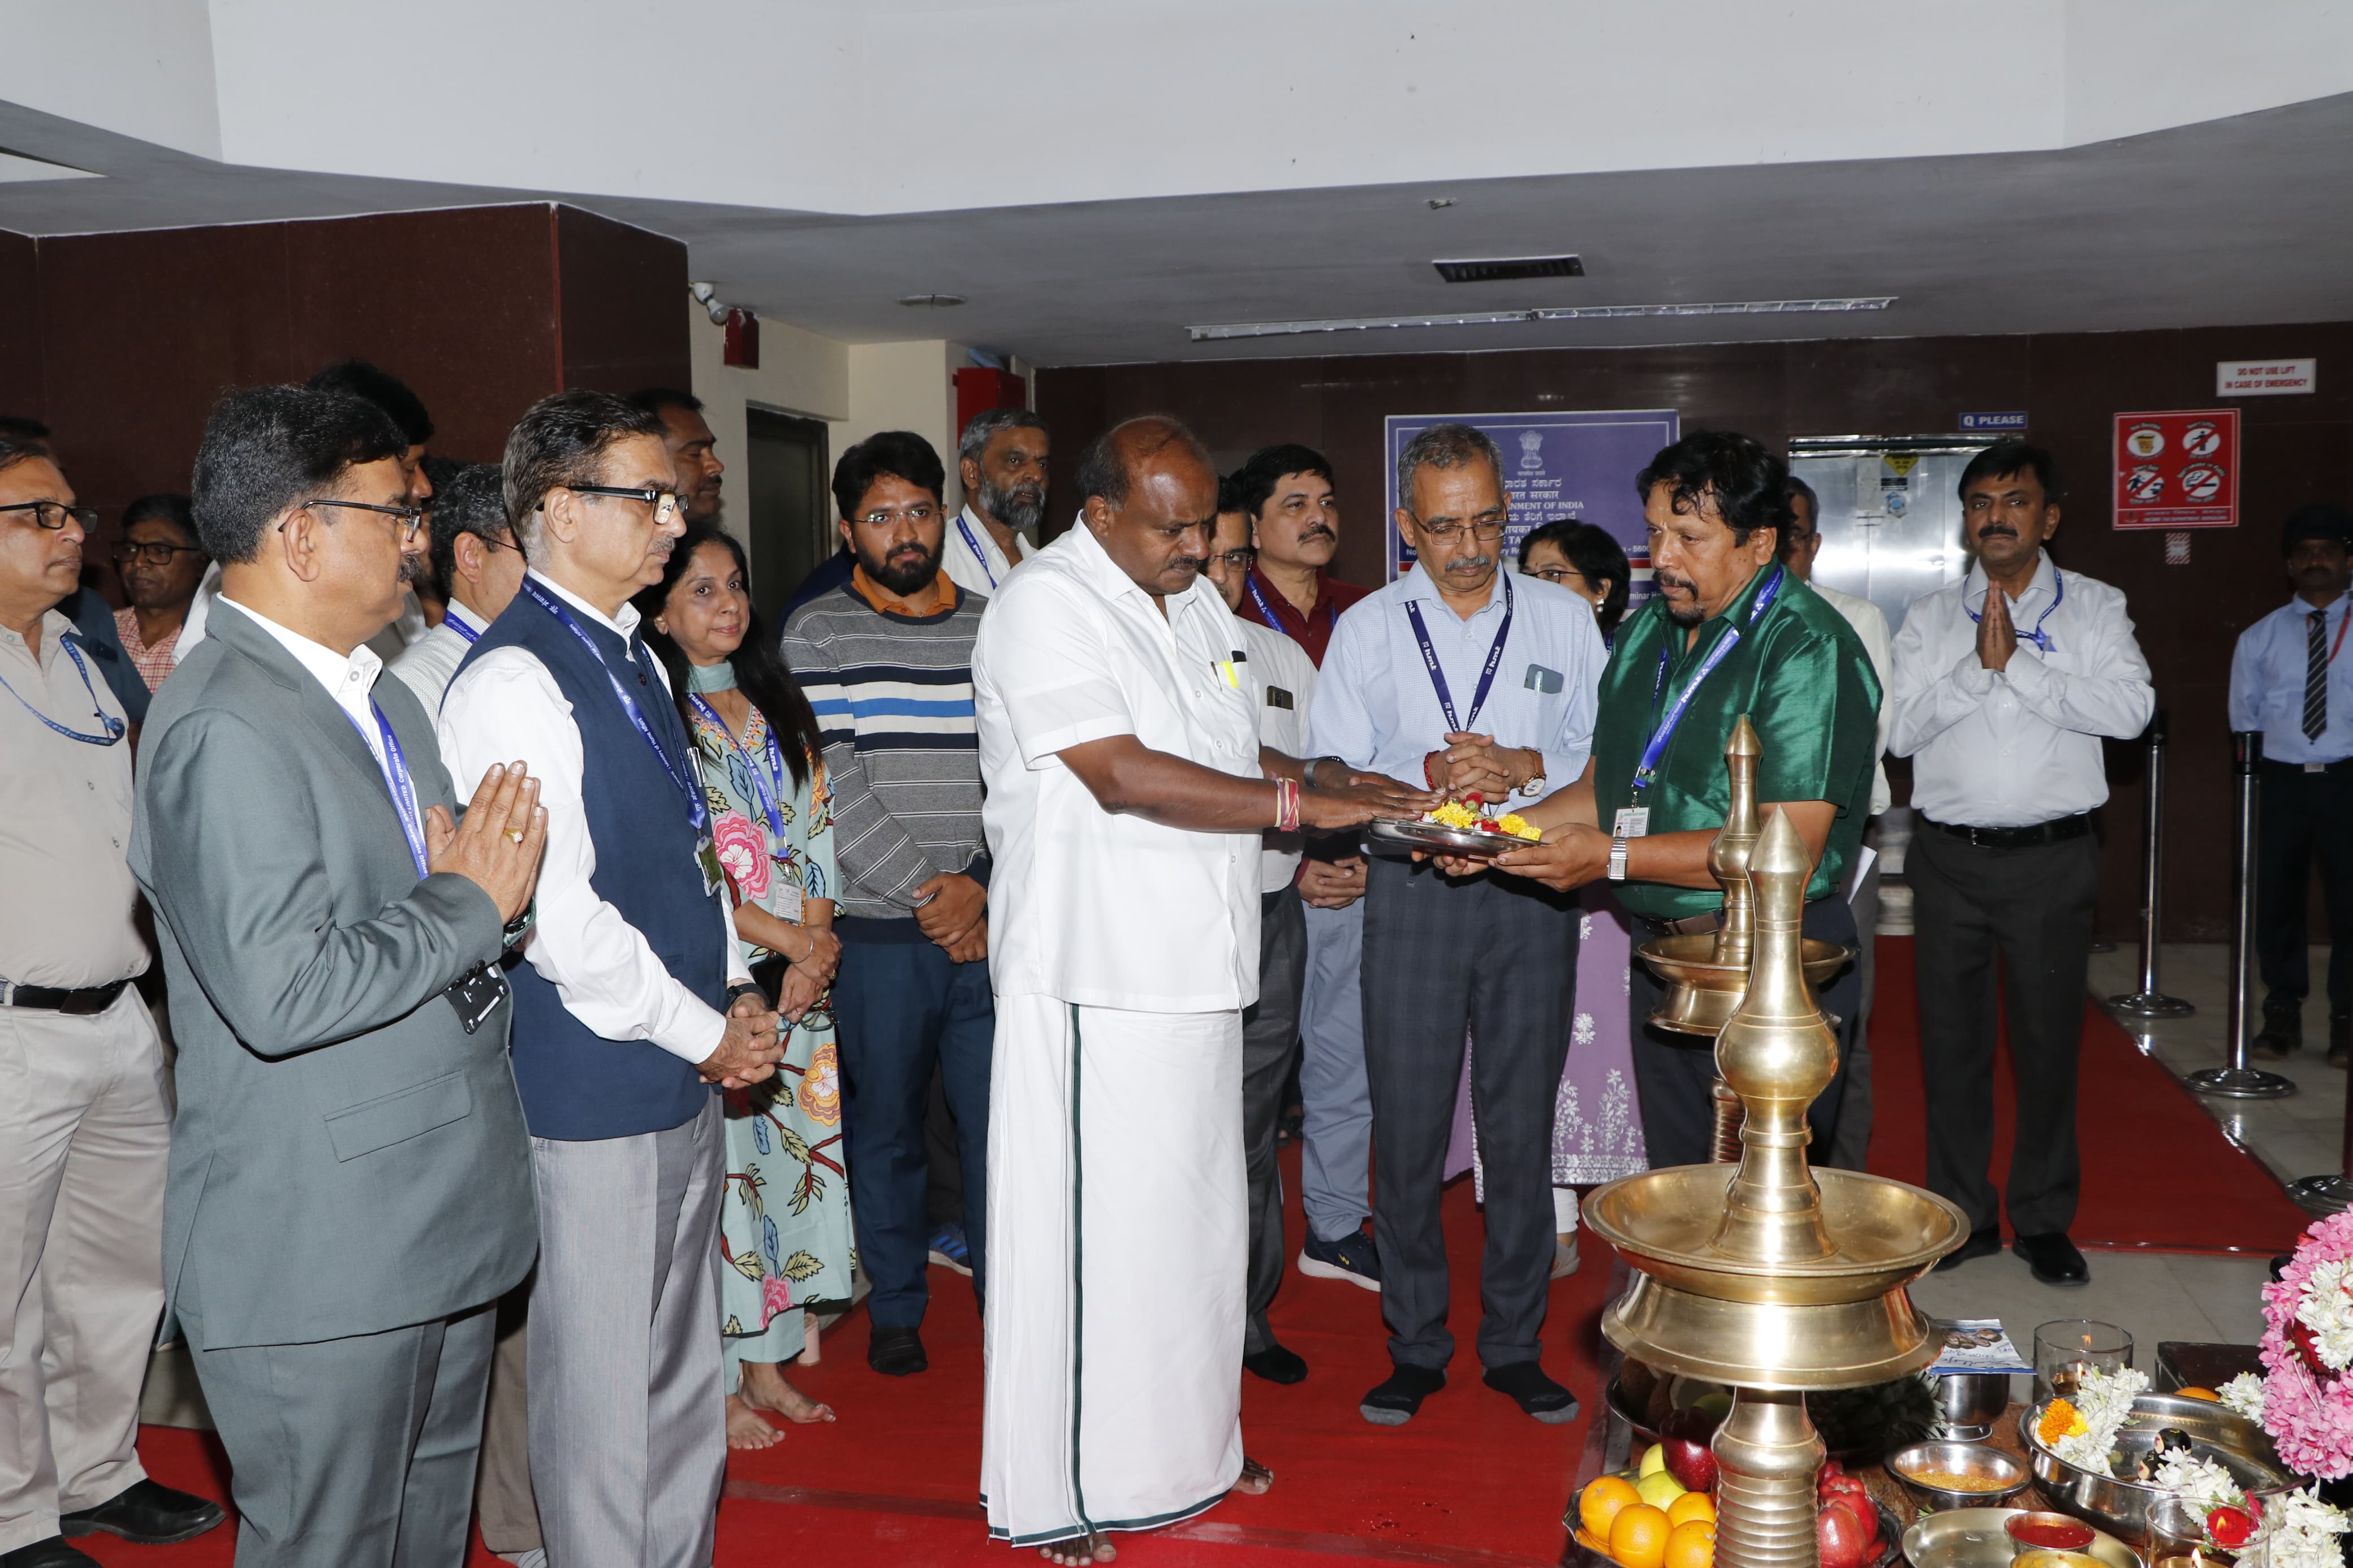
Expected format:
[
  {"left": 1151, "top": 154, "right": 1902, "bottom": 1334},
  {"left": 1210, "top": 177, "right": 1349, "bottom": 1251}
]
[
  {"left": 1416, "top": 512, "right": 1507, "bottom": 543},
  {"left": 298, "top": 498, "right": 428, "bottom": 543},
  {"left": 1, "top": 500, "right": 100, "bottom": 532},
  {"left": 1529, "top": 565, "right": 1584, "bottom": 587},
  {"left": 474, "top": 530, "right": 523, "bottom": 554},
  {"left": 1209, "top": 547, "right": 1257, "bottom": 571},
  {"left": 855, "top": 504, "right": 939, "bottom": 528},
  {"left": 563, "top": 485, "right": 682, "bottom": 523},
  {"left": 112, "top": 539, "right": 207, "bottom": 567}
]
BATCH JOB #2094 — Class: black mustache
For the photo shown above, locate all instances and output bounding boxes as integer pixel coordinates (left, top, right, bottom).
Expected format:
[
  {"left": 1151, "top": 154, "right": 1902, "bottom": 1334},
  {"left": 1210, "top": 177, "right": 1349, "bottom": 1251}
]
[
  {"left": 1301, "top": 525, "right": 1335, "bottom": 541},
  {"left": 1977, "top": 527, "right": 2017, "bottom": 538}
]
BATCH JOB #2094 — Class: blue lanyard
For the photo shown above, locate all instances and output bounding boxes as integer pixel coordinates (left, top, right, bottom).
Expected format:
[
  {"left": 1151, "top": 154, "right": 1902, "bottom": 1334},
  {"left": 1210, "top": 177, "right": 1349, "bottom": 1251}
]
[
  {"left": 0, "top": 636, "right": 126, "bottom": 746},
  {"left": 955, "top": 515, "right": 999, "bottom": 590},
  {"left": 517, "top": 577, "right": 708, "bottom": 836},
  {"left": 445, "top": 612, "right": 481, "bottom": 646},
  {"left": 688, "top": 693, "right": 790, "bottom": 843},
  {"left": 1633, "top": 566, "right": 1785, "bottom": 793},
  {"left": 1403, "top": 572, "right": 1515, "bottom": 735},
  {"left": 1965, "top": 568, "right": 2065, "bottom": 653},
  {"left": 349, "top": 702, "right": 430, "bottom": 878},
  {"left": 1247, "top": 571, "right": 1338, "bottom": 638}
]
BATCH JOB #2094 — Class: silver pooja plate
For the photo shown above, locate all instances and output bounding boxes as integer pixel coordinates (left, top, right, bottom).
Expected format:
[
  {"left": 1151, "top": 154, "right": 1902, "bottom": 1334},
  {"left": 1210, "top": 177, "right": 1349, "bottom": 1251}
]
[{"left": 1364, "top": 817, "right": 1520, "bottom": 860}]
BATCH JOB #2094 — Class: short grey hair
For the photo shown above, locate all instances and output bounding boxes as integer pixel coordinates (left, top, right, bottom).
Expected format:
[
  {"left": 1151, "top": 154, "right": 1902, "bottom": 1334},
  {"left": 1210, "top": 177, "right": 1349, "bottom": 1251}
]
[
  {"left": 958, "top": 405, "right": 1046, "bottom": 467},
  {"left": 1395, "top": 422, "right": 1505, "bottom": 517}
]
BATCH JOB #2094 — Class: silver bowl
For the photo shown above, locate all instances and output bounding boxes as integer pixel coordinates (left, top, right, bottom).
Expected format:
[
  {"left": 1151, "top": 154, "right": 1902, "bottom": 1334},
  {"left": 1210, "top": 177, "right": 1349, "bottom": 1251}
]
[
  {"left": 1904, "top": 1507, "right": 2142, "bottom": 1568},
  {"left": 2019, "top": 1394, "right": 2292, "bottom": 1546},
  {"left": 1936, "top": 1372, "right": 2017, "bottom": 1437},
  {"left": 1889, "top": 1440, "right": 2032, "bottom": 1511}
]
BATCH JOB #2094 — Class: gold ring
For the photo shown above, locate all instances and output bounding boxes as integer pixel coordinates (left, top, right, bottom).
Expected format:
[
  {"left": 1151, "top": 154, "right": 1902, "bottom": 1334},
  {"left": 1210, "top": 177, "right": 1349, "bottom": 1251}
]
[{"left": 505, "top": 828, "right": 524, "bottom": 844}]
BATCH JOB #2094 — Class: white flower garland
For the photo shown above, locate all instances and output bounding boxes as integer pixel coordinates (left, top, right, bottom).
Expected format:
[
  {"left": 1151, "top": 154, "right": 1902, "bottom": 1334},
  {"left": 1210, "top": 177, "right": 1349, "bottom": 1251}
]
[
  {"left": 2258, "top": 1487, "right": 2352, "bottom": 1568},
  {"left": 2220, "top": 1372, "right": 2269, "bottom": 1424},
  {"left": 2150, "top": 1448, "right": 2243, "bottom": 1513},
  {"left": 2297, "top": 1259, "right": 2353, "bottom": 1375},
  {"left": 2048, "top": 1366, "right": 2152, "bottom": 1472}
]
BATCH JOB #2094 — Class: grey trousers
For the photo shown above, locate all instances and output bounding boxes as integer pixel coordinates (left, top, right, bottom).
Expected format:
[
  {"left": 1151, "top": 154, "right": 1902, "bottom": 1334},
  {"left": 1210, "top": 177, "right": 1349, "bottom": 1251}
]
[
  {"left": 1243, "top": 886, "right": 1307, "bottom": 1356},
  {"left": 1298, "top": 899, "right": 1371, "bottom": 1245},
  {"left": 184, "top": 1294, "right": 497, "bottom": 1568},
  {"left": 528, "top": 1095, "right": 726, "bottom": 1568},
  {"left": 0, "top": 988, "right": 170, "bottom": 1554},
  {"left": 1909, "top": 826, "right": 2097, "bottom": 1237},
  {"left": 1361, "top": 857, "right": 1578, "bottom": 1371}
]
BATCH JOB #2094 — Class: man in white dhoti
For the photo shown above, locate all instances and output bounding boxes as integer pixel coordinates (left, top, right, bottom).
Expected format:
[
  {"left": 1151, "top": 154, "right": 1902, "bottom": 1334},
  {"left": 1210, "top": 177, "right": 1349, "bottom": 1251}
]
[{"left": 973, "top": 416, "right": 1431, "bottom": 1565}]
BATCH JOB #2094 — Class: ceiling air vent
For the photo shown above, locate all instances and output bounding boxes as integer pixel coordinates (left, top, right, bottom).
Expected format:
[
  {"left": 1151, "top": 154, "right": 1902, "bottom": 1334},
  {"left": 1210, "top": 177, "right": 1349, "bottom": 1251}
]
[{"left": 1432, "top": 254, "right": 1584, "bottom": 284}]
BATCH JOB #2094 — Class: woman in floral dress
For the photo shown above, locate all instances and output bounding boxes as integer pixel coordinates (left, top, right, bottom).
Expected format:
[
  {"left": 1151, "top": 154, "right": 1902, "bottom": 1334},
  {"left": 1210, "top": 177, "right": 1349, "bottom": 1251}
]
[{"left": 639, "top": 524, "right": 856, "bottom": 1450}]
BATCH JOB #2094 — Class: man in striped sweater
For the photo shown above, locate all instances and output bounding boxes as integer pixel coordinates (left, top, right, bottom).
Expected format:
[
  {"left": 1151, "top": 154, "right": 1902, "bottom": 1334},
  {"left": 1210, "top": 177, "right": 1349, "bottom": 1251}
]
[{"left": 782, "top": 431, "right": 993, "bottom": 1379}]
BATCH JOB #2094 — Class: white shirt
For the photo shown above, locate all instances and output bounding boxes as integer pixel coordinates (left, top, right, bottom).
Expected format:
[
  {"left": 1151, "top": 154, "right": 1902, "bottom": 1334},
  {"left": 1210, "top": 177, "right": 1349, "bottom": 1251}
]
[
  {"left": 1889, "top": 552, "right": 2154, "bottom": 828},
  {"left": 179, "top": 560, "right": 428, "bottom": 667},
  {"left": 0, "top": 608, "right": 143, "bottom": 990},
  {"left": 974, "top": 524, "right": 1264, "bottom": 1012},
  {"left": 218, "top": 596, "right": 389, "bottom": 765},
  {"left": 438, "top": 571, "right": 749, "bottom": 1066},
  {"left": 386, "top": 598, "right": 489, "bottom": 714},
  {"left": 1812, "top": 581, "right": 1894, "bottom": 817},
  {"left": 1238, "top": 617, "right": 1317, "bottom": 893},
  {"left": 940, "top": 505, "right": 1029, "bottom": 597},
  {"left": 2229, "top": 593, "right": 2353, "bottom": 766}
]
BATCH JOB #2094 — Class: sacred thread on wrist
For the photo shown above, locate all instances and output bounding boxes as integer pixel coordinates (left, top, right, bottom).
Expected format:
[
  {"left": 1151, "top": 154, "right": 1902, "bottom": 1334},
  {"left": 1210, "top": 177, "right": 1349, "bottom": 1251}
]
[{"left": 1274, "top": 777, "right": 1302, "bottom": 833}]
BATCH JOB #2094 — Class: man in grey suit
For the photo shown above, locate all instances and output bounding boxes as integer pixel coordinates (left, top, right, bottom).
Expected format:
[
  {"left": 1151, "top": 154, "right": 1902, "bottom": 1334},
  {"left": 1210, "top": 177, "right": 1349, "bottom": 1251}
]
[{"left": 130, "top": 385, "right": 550, "bottom": 1568}]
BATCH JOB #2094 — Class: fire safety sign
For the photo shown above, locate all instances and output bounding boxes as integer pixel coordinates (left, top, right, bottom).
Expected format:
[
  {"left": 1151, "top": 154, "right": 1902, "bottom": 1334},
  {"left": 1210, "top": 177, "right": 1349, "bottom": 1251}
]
[{"left": 2112, "top": 408, "right": 2239, "bottom": 530}]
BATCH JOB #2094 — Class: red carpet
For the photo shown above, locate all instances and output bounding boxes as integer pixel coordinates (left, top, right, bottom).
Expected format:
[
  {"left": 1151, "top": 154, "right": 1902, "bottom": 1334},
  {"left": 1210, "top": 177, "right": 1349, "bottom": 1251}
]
[
  {"left": 100, "top": 942, "right": 2308, "bottom": 1565},
  {"left": 1863, "top": 936, "right": 2311, "bottom": 1254}
]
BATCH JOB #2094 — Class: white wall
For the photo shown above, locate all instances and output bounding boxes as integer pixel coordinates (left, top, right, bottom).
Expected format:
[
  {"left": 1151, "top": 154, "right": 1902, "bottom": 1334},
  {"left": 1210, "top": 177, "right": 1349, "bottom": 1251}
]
[
  {"left": 33, "top": 1, "right": 2349, "bottom": 218},
  {"left": 686, "top": 299, "right": 851, "bottom": 534},
  {"left": 825, "top": 339, "right": 967, "bottom": 509}
]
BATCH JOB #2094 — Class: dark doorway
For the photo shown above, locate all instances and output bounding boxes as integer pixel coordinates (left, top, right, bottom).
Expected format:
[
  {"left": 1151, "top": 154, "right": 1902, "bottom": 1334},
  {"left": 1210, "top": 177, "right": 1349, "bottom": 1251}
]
[{"left": 743, "top": 408, "right": 831, "bottom": 613}]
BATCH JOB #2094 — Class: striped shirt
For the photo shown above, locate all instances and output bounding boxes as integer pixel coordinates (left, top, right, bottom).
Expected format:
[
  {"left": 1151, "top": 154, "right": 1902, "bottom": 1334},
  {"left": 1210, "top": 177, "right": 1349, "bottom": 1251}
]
[{"left": 781, "top": 581, "right": 989, "bottom": 926}]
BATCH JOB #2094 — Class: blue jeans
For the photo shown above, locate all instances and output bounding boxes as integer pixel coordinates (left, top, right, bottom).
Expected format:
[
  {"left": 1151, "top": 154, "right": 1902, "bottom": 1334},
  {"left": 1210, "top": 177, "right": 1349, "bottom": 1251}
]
[{"left": 831, "top": 937, "right": 994, "bottom": 1329}]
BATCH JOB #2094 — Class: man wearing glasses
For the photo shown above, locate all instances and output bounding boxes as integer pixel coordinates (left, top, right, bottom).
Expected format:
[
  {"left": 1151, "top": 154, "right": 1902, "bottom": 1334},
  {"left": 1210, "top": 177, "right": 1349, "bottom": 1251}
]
[
  {"left": 1, "top": 434, "right": 226, "bottom": 1567},
  {"left": 439, "top": 391, "right": 783, "bottom": 1568},
  {"left": 109, "top": 493, "right": 208, "bottom": 692},
  {"left": 130, "top": 384, "right": 546, "bottom": 1567},
  {"left": 388, "top": 464, "right": 525, "bottom": 712},
  {"left": 1308, "top": 422, "right": 1604, "bottom": 1428},
  {"left": 781, "top": 430, "right": 994, "bottom": 1379}
]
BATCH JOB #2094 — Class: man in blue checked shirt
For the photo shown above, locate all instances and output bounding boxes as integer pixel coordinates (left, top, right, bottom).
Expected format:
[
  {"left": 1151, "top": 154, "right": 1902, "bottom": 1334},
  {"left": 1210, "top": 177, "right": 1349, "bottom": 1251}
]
[
  {"left": 1306, "top": 422, "right": 1605, "bottom": 1431},
  {"left": 2231, "top": 503, "right": 2353, "bottom": 1065}
]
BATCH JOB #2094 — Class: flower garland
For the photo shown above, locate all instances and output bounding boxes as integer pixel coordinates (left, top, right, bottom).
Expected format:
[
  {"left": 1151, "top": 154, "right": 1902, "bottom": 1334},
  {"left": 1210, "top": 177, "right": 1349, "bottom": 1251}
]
[
  {"left": 2038, "top": 1366, "right": 2153, "bottom": 1472},
  {"left": 2149, "top": 1448, "right": 2244, "bottom": 1513},
  {"left": 2256, "top": 1210, "right": 2353, "bottom": 1479},
  {"left": 2258, "top": 1486, "right": 2352, "bottom": 1568}
]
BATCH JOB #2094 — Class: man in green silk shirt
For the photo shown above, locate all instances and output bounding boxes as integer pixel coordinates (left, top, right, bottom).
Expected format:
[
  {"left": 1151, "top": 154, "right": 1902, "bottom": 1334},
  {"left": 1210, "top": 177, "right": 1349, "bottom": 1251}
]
[{"left": 1475, "top": 431, "right": 1880, "bottom": 1169}]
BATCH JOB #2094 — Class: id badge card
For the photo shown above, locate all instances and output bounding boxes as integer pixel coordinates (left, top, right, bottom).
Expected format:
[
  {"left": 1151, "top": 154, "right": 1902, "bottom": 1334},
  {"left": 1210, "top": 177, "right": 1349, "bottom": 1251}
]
[
  {"left": 775, "top": 882, "right": 805, "bottom": 924},
  {"left": 1612, "top": 807, "right": 1651, "bottom": 839},
  {"left": 443, "top": 961, "right": 511, "bottom": 1035},
  {"left": 697, "top": 835, "right": 725, "bottom": 900}
]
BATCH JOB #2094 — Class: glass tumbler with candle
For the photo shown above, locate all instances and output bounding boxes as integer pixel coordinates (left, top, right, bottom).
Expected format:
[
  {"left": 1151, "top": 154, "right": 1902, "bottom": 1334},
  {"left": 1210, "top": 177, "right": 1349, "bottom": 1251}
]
[{"left": 2032, "top": 1320, "right": 2134, "bottom": 1407}]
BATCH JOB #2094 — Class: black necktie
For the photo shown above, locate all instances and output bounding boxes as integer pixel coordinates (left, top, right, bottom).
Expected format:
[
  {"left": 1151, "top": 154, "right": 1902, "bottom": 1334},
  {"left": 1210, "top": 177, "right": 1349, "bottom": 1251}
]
[{"left": 2304, "top": 609, "right": 2328, "bottom": 741}]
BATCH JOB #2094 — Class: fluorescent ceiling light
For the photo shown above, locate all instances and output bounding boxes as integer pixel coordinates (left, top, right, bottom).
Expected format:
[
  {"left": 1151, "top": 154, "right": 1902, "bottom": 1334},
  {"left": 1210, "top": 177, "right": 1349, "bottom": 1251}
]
[{"left": 1186, "top": 297, "right": 1895, "bottom": 342}]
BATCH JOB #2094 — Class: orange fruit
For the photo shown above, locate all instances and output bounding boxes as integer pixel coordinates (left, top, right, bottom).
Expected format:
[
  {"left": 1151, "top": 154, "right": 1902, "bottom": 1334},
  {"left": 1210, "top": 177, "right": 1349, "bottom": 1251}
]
[
  {"left": 1666, "top": 1518, "right": 1716, "bottom": 1568},
  {"left": 1575, "top": 1528, "right": 1613, "bottom": 1557},
  {"left": 1610, "top": 1502, "right": 1674, "bottom": 1568},
  {"left": 1668, "top": 1491, "right": 1717, "bottom": 1528},
  {"left": 1580, "top": 1475, "right": 1643, "bottom": 1541},
  {"left": 2177, "top": 1386, "right": 2221, "bottom": 1402}
]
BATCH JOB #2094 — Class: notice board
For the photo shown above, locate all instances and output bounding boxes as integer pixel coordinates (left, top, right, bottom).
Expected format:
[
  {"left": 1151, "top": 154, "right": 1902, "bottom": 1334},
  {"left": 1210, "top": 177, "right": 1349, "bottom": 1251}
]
[
  {"left": 2113, "top": 408, "right": 2240, "bottom": 530},
  {"left": 1383, "top": 409, "right": 1679, "bottom": 589}
]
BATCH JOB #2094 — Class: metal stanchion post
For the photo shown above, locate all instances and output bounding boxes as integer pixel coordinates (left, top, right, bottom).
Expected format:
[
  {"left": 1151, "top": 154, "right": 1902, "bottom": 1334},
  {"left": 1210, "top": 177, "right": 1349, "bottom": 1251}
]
[
  {"left": 2108, "top": 710, "right": 2195, "bottom": 1017},
  {"left": 2187, "top": 732, "right": 2296, "bottom": 1100},
  {"left": 2286, "top": 1090, "right": 2353, "bottom": 1213}
]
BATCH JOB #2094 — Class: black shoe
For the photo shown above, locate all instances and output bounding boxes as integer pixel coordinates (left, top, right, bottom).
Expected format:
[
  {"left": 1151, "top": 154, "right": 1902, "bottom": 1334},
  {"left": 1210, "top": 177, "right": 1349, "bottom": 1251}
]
[
  {"left": 1359, "top": 1362, "right": 1446, "bottom": 1426},
  {"left": 0, "top": 1541, "right": 100, "bottom": 1568},
  {"left": 867, "top": 1324, "right": 927, "bottom": 1376},
  {"left": 1243, "top": 1340, "right": 1309, "bottom": 1385},
  {"left": 1299, "top": 1228, "right": 1382, "bottom": 1292},
  {"left": 2330, "top": 1014, "right": 2350, "bottom": 1069},
  {"left": 59, "top": 1480, "right": 226, "bottom": 1546},
  {"left": 1483, "top": 1361, "right": 1580, "bottom": 1424},
  {"left": 1934, "top": 1227, "right": 2002, "bottom": 1272},
  {"left": 2014, "top": 1232, "right": 2089, "bottom": 1286},
  {"left": 2252, "top": 996, "right": 2303, "bottom": 1060}
]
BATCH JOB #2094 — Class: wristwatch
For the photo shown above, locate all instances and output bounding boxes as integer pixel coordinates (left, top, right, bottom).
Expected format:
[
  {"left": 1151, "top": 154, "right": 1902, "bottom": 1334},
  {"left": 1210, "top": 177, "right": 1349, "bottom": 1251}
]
[
  {"left": 1518, "top": 749, "right": 1548, "bottom": 798},
  {"left": 725, "top": 980, "right": 770, "bottom": 1010},
  {"left": 1304, "top": 755, "right": 1347, "bottom": 790},
  {"left": 1607, "top": 832, "right": 1630, "bottom": 882}
]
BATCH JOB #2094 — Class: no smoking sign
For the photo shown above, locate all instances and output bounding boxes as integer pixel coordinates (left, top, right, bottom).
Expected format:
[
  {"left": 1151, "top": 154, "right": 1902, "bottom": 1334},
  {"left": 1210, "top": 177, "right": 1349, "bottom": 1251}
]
[{"left": 2113, "top": 408, "right": 2239, "bottom": 529}]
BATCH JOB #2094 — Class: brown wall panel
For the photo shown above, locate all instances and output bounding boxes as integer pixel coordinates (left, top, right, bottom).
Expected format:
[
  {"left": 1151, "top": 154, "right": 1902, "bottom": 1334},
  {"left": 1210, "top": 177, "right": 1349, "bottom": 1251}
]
[
  {"left": 285, "top": 205, "right": 562, "bottom": 465},
  {"left": 0, "top": 230, "right": 41, "bottom": 420},
  {"left": 1039, "top": 322, "right": 2353, "bottom": 940},
  {"left": 554, "top": 206, "right": 689, "bottom": 396}
]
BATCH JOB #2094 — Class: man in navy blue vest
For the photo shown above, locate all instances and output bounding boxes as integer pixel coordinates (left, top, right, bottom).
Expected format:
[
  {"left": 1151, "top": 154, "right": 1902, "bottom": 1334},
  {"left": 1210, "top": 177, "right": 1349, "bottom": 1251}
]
[{"left": 441, "top": 392, "right": 783, "bottom": 1568}]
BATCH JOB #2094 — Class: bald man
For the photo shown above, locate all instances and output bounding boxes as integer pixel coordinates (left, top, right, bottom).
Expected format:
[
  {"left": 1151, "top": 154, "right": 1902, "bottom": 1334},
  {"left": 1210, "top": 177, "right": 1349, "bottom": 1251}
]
[{"left": 972, "top": 417, "right": 1430, "bottom": 1565}]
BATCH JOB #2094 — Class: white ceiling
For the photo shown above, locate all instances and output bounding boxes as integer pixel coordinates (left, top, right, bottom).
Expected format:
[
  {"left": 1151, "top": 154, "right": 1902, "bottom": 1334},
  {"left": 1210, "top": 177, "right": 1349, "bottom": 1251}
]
[{"left": 3, "top": 83, "right": 2351, "bottom": 368}]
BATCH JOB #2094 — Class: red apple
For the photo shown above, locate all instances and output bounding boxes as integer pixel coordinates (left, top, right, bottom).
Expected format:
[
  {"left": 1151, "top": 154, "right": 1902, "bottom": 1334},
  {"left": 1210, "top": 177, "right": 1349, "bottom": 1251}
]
[
  {"left": 1827, "top": 1491, "right": 1878, "bottom": 1545},
  {"left": 1659, "top": 1407, "right": 1722, "bottom": 1494},
  {"left": 1818, "top": 1501, "right": 1873, "bottom": 1568}
]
